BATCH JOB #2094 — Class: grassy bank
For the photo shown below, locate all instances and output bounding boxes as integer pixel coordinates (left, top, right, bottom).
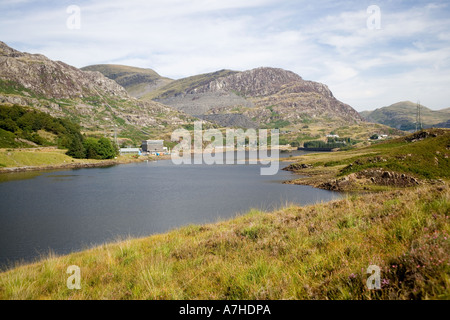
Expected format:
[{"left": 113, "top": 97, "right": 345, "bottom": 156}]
[
  {"left": 284, "top": 128, "right": 450, "bottom": 192},
  {"left": 0, "top": 184, "right": 448, "bottom": 300},
  {"left": 0, "top": 148, "right": 153, "bottom": 173},
  {"left": 0, "top": 148, "right": 92, "bottom": 168}
]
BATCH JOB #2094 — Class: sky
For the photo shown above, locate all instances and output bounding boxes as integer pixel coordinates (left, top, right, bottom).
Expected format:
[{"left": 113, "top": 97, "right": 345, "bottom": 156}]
[{"left": 1, "top": 0, "right": 449, "bottom": 111}]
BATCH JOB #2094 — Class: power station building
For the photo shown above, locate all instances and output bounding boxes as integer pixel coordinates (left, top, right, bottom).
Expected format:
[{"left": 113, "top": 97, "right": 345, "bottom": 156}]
[{"left": 141, "top": 140, "right": 165, "bottom": 154}]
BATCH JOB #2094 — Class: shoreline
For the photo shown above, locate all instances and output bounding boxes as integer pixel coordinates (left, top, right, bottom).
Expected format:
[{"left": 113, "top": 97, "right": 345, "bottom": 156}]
[
  {"left": 0, "top": 160, "right": 125, "bottom": 174},
  {"left": 0, "top": 147, "right": 299, "bottom": 175},
  {"left": 0, "top": 147, "right": 175, "bottom": 174}
]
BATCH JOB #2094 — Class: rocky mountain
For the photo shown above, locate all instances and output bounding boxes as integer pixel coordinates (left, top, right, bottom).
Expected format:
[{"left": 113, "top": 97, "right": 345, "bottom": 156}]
[
  {"left": 0, "top": 41, "right": 191, "bottom": 140},
  {"left": 143, "top": 67, "right": 363, "bottom": 128},
  {"left": 81, "top": 64, "right": 173, "bottom": 99},
  {"left": 360, "top": 101, "right": 450, "bottom": 131}
]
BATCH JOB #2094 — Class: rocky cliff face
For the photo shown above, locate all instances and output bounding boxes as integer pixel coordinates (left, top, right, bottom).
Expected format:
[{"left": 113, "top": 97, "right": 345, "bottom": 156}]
[
  {"left": 77, "top": 61, "right": 363, "bottom": 128},
  {"left": 0, "top": 42, "right": 129, "bottom": 99},
  {"left": 192, "top": 67, "right": 303, "bottom": 97},
  {"left": 152, "top": 67, "right": 363, "bottom": 127},
  {"left": 0, "top": 41, "right": 190, "bottom": 131}
]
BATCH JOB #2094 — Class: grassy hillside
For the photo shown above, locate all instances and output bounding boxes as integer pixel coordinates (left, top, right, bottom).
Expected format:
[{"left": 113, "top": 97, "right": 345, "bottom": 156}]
[
  {"left": 284, "top": 128, "right": 450, "bottom": 192},
  {"left": 361, "top": 101, "right": 450, "bottom": 130},
  {"left": 0, "top": 148, "right": 83, "bottom": 168},
  {"left": 142, "top": 69, "right": 238, "bottom": 101},
  {"left": 0, "top": 184, "right": 448, "bottom": 299},
  {"left": 0, "top": 104, "right": 85, "bottom": 149},
  {"left": 81, "top": 64, "right": 173, "bottom": 98}
]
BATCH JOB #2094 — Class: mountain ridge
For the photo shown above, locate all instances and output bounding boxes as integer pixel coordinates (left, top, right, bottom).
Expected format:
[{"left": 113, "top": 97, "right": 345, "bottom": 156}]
[
  {"left": 97, "top": 65, "right": 363, "bottom": 128},
  {"left": 360, "top": 101, "right": 450, "bottom": 130},
  {"left": 80, "top": 64, "right": 173, "bottom": 99},
  {"left": 1, "top": 41, "right": 364, "bottom": 136},
  {"left": 0, "top": 41, "right": 191, "bottom": 141}
]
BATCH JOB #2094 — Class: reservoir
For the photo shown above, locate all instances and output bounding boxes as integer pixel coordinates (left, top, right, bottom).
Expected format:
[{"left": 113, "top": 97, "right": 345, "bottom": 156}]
[{"left": 0, "top": 153, "right": 341, "bottom": 268}]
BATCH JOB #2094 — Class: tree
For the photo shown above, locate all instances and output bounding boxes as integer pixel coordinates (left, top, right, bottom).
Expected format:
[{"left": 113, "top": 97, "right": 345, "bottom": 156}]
[
  {"left": 67, "top": 137, "right": 86, "bottom": 159},
  {"left": 81, "top": 137, "right": 117, "bottom": 159},
  {"left": 83, "top": 137, "right": 100, "bottom": 159},
  {"left": 0, "top": 118, "right": 19, "bottom": 132},
  {"left": 97, "top": 137, "right": 117, "bottom": 159}
]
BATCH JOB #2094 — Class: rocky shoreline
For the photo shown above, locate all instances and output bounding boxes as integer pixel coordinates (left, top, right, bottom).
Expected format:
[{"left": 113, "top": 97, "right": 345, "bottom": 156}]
[
  {"left": 283, "top": 164, "right": 447, "bottom": 192},
  {"left": 0, "top": 160, "right": 122, "bottom": 174}
]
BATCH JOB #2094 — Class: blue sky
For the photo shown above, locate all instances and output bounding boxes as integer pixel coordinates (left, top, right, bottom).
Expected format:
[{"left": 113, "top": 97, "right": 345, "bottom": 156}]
[{"left": 1, "top": 0, "right": 449, "bottom": 111}]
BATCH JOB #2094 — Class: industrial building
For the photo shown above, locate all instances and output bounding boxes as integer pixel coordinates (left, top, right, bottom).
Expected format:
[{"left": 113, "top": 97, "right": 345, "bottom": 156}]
[{"left": 141, "top": 140, "right": 165, "bottom": 154}]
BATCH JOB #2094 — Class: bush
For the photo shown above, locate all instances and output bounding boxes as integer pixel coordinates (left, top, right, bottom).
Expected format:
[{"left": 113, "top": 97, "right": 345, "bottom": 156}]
[
  {"left": 0, "top": 104, "right": 85, "bottom": 151},
  {"left": 97, "top": 137, "right": 117, "bottom": 159},
  {"left": 82, "top": 137, "right": 117, "bottom": 160},
  {"left": 0, "top": 104, "right": 119, "bottom": 159},
  {"left": 304, "top": 140, "right": 345, "bottom": 149},
  {"left": 66, "top": 137, "right": 86, "bottom": 159}
]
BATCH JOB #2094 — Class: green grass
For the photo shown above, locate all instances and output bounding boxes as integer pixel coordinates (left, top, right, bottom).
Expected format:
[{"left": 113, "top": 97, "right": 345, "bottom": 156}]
[
  {"left": 361, "top": 101, "right": 450, "bottom": 130},
  {"left": 0, "top": 79, "right": 38, "bottom": 98},
  {"left": 0, "top": 149, "right": 87, "bottom": 168},
  {"left": 80, "top": 64, "right": 174, "bottom": 98},
  {"left": 338, "top": 129, "right": 450, "bottom": 179},
  {"left": 0, "top": 148, "right": 151, "bottom": 171},
  {"left": 0, "top": 128, "right": 29, "bottom": 148},
  {"left": 288, "top": 129, "right": 450, "bottom": 182},
  {"left": 143, "top": 69, "right": 238, "bottom": 101},
  {"left": 262, "top": 119, "right": 291, "bottom": 129},
  {"left": 0, "top": 184, "right": 448, "bottom": 300}
]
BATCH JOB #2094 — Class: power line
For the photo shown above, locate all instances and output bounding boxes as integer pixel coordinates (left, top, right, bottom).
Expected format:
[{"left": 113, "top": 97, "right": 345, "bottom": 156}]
[{"left": 416, "top": 101, "right": 422, "bottom": 132}]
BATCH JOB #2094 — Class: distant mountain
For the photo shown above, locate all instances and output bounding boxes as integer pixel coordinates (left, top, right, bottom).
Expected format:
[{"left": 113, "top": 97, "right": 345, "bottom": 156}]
[
  {"left": 360, "top": 101, "right": 450, "bottom": 131},
  {"left": 81, "top": 64, "right": 173, "bottom": 99},
  {"left": 140, "top": 67, "right": 363, "bottom": 128},
  {"left": 0, "top": 42, "right": 191, "bottom": 138}
]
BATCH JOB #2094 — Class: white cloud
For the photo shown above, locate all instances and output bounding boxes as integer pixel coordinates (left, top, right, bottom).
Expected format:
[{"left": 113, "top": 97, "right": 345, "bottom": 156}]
[{"left": 0, "top": 0, "right": 449, "bottom": 111}]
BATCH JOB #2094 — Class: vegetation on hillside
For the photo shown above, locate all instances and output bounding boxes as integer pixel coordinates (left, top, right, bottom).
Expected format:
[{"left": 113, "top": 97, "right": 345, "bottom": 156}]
[
  {"left": 0, "top": 42, "right": 194, "bottom": 145},
  {"left": 0, "top": 104, "right": 118, "bottom": 160},
  {"left": 0, "top": 104, "right": 84, "bottom": 149},
  {"left": 80, "top": 64, "right": 173, "bottom": 98},
  {"left": 285, "top": 128, "right": 450, "bottom": 192},
  {"left": 143, "top": 69, "right": 238, "bottom": 101},
  {"left": 360, "top": 101, "right": 450, "bottom": 130},
  {"left": 81, "top": 137, "right": 118, "bottom": 160},
  {"left": 338, "top": 130, "right": 450, "bottom": 179},
  {"left": 302, "top": 138, "right": 358, "bottom": 150}
]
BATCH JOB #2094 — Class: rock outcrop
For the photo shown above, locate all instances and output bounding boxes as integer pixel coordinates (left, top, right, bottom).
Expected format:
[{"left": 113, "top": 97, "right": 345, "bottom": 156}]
[
  {"left": 0, "top": 41, "right": 190, "bottom": 130},
  {"left": 150, "top": 67, "right": 363, "bottom": 127},
  {"left": 318, "top": 169, "right": 420, "bottom": 191}
]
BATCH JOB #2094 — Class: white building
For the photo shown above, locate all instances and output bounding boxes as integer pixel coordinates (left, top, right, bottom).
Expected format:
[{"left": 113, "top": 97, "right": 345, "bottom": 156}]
[{"left": 120, "top": 148, "right": 141, "bottom": 155}]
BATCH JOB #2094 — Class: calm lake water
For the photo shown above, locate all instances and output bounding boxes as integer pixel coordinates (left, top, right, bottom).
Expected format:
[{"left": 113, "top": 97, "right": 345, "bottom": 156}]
[{"left": 0, "top": 151, "right": 341, "bottom": 268}]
